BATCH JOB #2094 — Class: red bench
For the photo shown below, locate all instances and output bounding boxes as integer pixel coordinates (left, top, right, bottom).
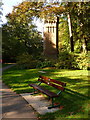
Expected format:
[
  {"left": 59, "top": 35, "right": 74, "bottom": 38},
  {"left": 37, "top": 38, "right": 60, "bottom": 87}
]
[{"left": 29, "top": 76, "right": 66, "bottom": 109}]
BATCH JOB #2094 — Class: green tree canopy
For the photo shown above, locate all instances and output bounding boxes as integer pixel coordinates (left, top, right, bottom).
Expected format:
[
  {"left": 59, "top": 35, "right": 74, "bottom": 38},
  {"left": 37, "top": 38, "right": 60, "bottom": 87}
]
[
  {"left": 40, "top": 2, "right": 90, "bottom": 52},
  {"left": 2, "top": 1, "right": 43, "bottom": 62},
  {"left": 2, "top": 1, "right": 90, "bottom": 62}
]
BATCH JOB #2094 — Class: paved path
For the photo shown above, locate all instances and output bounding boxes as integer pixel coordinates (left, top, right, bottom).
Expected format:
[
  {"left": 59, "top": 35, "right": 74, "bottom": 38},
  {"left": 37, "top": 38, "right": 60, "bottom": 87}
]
[
  {"left": 1, "top": 82, "right": 38, "bottom": 119},
  {"left": 1, "top": 65, "right": 38, "bottom": 119},
  {"left": 1, "top": 64, "right": 16, "bottom": 71}
]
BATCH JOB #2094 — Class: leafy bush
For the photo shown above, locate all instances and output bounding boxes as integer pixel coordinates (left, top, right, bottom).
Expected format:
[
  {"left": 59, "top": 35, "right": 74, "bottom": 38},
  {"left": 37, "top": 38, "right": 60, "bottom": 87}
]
[
  {"left": 36, "top": 57, "right": 55, "bottom": 68},
  {"left": 16, "top": 53, "right": 38, "bottom": 69},
  {"left": 16, "top": 53, "right": 55, "bottom": 69},
  {"left": 16, "top": 52, "right": 89, "bottom": 70},
  {"left": 76, "top": 53, "right": 88, "bottom": 70},
  {"left": 55, "top": 52, "right": 88, "bottom": 70},
  {"left": 36, "top": 60, "right": 54, "bottom": 68},
  {"left": 55, "top": 51, "right": 78, "bottom": 69}
]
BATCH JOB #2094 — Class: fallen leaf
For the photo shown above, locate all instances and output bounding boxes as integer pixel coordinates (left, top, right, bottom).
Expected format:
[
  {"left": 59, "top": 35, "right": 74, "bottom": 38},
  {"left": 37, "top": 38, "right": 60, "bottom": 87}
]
[
  {"left": 54, "top": 102, "right": 60, "bottom": 106},
  {"left": 59, "top": 106, "right": 64, "bottom": 110}
]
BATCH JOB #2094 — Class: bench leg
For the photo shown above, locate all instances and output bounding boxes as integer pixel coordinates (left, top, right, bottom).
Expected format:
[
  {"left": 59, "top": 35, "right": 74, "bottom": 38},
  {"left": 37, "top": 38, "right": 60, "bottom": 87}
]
[
  {"left": 48, "top": 96, "right": 50, "bottom": 100},
  {"left": 48, "top": 98, "right": 60, "bottom": 109},
  {"left": 30, "top": 88, "right": 38, "bottom": 95}
]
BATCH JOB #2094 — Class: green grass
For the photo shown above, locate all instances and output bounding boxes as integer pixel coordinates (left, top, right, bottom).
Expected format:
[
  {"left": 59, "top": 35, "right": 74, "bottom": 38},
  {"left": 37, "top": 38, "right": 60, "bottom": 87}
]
[{"left": 2, "top": 66, "right": 90, "bottom": 119}]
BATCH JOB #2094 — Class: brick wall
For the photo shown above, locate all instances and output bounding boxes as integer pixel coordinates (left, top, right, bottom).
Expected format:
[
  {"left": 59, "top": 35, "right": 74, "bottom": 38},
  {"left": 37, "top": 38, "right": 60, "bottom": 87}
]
[{"left": 43, "top": 19, "right": 58, "bottom": 58}]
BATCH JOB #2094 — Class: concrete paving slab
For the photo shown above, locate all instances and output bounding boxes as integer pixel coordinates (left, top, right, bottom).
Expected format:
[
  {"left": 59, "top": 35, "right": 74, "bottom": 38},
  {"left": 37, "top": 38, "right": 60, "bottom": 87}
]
[
  {"left": 20, "top": 93, "right": 59, "bottom": 115},
  {"left": 1, "top": 83, "right": 38, "bottom": 119}
]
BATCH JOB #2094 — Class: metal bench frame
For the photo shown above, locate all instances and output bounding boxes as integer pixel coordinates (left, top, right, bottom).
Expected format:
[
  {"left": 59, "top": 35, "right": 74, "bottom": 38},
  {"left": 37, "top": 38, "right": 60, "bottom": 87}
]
[{"left": 29, "top": 76, "right": 66, "bottom": 109}]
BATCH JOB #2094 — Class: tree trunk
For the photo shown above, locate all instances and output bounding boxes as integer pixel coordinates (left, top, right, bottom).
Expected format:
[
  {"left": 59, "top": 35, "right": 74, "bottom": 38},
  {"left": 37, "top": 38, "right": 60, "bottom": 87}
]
[
  {"left": 56, "top": 17, "right": 59, "bottom": 57},
  {"left": 82, "top": 39, "right": 87, "bottom": 53},
  {"left": 67, "top": 13, "right": 74, "bottom": 52}
]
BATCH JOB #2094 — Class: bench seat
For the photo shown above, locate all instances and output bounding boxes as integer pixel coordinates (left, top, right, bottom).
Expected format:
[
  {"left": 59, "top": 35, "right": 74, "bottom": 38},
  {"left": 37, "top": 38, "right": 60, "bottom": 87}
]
[
  {"left": 30, "top": 84, "right": 58, "bottom": 98},
  {"left": 29, "top": 76, "right": 66, "bottom": 109}
]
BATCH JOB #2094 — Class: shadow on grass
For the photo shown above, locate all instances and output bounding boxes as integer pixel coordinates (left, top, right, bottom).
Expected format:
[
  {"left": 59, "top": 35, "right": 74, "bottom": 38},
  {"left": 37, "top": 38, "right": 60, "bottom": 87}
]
[
  {"left": 65, "top": 88, "right": 90, "bottom": 100},
  {"left": 39, "top": 88, "right": 89, "bottom": 120},
  {"left": 2, "top": 67, "right": 90, "bottom": 119},
  {"left": 55, "top": 76, "right": 88, "bottom": 84}
]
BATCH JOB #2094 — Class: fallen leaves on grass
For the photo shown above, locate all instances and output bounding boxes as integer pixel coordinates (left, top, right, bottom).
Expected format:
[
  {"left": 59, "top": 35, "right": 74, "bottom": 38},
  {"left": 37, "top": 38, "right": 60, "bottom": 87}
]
[
  {"left": 59, "top": 105, "right": 64, "bottom": 110},
  {"left": 54, "top": 102, "right": 64, "bottom": 110},
  {"left": 54, "top": 102, "right": 60, "bottom": 106}
]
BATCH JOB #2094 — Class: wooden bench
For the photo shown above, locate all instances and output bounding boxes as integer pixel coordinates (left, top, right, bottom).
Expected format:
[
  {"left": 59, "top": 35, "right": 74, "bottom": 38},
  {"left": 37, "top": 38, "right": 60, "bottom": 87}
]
[{"left": 29, "top": 76, "right": 66, "bottom": 109}]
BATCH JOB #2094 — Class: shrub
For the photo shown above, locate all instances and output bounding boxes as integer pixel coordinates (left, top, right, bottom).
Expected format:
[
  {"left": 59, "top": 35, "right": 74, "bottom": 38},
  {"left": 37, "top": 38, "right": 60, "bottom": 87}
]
[
  {"left": 16, "top": 53, "right": 38, "bottom": 69},
  {"left": 16, "top": 52, "right": 89, "bottom": 70},
  {"left": 55, "top": 51, "right": 88, "bottom": 70},
  {"left": 76, "top": 52, "right": 88, "bottom": 70},
  {"left": 16, "top": 53, "right": 55, "bottom": 69},
  {"left": 55, "top": 51, "right": 78, "bottom": 69},
  {"left": 36, "top": 58, "right": 55, "bottom": 68}
]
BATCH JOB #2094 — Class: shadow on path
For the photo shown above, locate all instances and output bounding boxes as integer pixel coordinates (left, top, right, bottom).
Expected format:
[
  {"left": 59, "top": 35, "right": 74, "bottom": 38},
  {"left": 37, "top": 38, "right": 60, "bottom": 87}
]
[{"left": 1, "top": 79, "right": 38, "bottom": 119}]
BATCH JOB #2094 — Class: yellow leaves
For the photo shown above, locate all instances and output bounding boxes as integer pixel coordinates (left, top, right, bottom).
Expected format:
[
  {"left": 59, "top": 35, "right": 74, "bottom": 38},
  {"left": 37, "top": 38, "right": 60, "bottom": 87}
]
[
  {"left": 41, "top": 5, "right": 66, "bottom": 18},
  {"left": 13, "top": 2, "right": 30, "bottom": 14},
  {"left": 53, "top": 6, "right": 65, "bottom": 14},
  {"left": 7, "top": 2, "right": 35, "bottom": 24}
]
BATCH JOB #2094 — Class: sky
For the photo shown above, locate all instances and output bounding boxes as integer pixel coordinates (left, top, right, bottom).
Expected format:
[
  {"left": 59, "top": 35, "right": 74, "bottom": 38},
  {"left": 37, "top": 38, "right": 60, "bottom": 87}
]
[
  {"left": 1, "top": 0, "right": 43, "bottom": 32},
  {"left": 2, "top": 0, "right": 23, "bottom": 23}
]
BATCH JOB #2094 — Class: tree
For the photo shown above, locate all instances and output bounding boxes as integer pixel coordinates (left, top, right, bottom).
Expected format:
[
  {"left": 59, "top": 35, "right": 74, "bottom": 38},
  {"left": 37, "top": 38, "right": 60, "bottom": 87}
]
[
  {"left": 40, "top": 2, "right": 74, "bottom": 52},
  {"left": 2, "top": 1, "right": 90, "bottom": 63},
  {"left": 66, "top": 2, "right": 90, "bottom": 52},
  {"left": 58, "top": 15, "right": 70, "bottom": 52},
  {"left": 0, "top": 1, "right": 3, "bottom": 23},
  {"left": 40, "top": 2, "right": 90, "bottom": 53},
  {"left": 2, "top": 1, "right": 43, "bottom": 62}
]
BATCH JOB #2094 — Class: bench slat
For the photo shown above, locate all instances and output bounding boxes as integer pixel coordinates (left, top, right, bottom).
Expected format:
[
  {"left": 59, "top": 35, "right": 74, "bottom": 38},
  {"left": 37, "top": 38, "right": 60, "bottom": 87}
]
[
  {"left": 39, "top": 76, "right": 66, "bottom": 86},
  {"left": 29, "top": 76, "right": 66, "bottom": 109},
  {"left": 50, "top": 79, "right": 66, "bottom": 86},
  {"left": 29, "top": 84, "right": 59, "bottom": 97},
  {"left": 38, "top": 79, "right": 65, "bottom": 91}
]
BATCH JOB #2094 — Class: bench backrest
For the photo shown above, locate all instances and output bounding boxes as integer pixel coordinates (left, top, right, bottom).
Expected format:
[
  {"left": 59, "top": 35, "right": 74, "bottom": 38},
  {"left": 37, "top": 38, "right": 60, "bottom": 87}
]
[{"left": 38, "top": 76, "right": 66, "bottom": 91}]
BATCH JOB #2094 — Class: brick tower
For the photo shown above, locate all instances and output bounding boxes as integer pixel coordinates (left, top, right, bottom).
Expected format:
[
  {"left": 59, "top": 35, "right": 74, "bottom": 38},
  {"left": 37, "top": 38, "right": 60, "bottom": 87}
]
[{"left": 43, "top": 17, "right": 59, "bottom": 58}]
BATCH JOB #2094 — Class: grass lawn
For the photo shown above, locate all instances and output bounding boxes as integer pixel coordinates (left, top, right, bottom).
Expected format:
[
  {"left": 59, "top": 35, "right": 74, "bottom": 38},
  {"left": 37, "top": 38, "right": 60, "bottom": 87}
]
[{"left": 2, "top": 66, "right": 90, "bottom": 119}]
